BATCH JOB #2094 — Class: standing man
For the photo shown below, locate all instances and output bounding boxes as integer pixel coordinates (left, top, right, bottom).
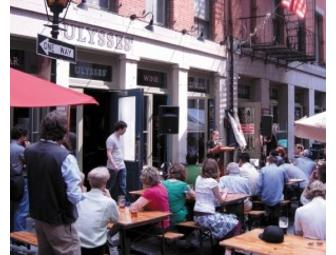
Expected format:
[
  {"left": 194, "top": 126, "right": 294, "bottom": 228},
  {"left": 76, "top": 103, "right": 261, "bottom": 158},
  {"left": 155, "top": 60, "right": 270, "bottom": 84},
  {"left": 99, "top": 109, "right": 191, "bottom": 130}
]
[
  {"left": 10, "top": 125, "right": 29, "bottom": 232},
  {"left": 106, "top": 120, "right": 128, "bottom": 200},
  {"left": 25, "top": 110, "right": 83, "bottom": 255}
]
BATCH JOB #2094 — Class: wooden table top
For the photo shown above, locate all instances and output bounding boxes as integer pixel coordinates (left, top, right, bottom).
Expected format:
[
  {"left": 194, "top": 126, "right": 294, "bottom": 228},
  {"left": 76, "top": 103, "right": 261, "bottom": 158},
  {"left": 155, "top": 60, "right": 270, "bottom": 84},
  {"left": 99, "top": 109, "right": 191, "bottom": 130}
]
[
  {"left": 220, "top": 228, "right": 325, "bottom": 255},
  {"left": 117, "top": 208, "right": 171, "bottom": 229},
  {"left": 129, "top": 189, "right": 248, "bottom": 204},
  {"left": 224, "top": 193, "right": 250, "bottom": 204}
]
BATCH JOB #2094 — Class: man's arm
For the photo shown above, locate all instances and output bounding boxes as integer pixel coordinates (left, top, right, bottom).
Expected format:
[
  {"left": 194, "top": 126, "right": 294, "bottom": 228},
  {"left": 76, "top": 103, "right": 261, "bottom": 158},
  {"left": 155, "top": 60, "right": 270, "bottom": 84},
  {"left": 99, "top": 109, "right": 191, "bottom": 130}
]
[
  {"left": 106, "top": 148, "right": 117, "bottom": 170},
  {"left": 61, "top": 154, "right": 84, "bottom": 205}
]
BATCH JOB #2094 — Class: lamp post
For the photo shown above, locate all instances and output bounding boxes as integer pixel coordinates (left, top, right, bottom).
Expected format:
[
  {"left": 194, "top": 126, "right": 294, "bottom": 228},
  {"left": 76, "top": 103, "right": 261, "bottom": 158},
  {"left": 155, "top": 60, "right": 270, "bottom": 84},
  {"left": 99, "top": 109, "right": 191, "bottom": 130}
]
[{"left": 44, "top": 0, "right": 71, "bottom": 83}]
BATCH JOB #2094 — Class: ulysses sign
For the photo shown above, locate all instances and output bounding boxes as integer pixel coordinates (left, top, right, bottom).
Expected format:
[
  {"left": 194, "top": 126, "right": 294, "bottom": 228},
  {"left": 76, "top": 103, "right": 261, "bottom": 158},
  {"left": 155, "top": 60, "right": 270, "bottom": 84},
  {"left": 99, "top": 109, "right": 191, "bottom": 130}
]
[{"left": 62, "top": 24, "right": 133, "bottom": 52}]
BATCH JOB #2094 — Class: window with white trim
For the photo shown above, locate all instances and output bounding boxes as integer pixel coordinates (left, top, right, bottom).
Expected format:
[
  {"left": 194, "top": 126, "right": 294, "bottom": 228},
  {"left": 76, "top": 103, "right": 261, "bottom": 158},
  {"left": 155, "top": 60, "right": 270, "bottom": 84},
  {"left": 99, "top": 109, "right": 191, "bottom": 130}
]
[
  {"left": 146, "top": 0, "right": 167, "bottom": 26},
  {"left": 194, "top": 0, "right": 211, "bottom": 39}
]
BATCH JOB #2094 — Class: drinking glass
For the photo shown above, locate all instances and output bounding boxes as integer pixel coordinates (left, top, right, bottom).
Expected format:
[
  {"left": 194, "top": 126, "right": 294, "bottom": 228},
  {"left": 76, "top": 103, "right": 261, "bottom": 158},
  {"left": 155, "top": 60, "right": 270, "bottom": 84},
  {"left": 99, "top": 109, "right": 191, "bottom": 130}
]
[
  {"left": 278, "top": 216, "right": 289, "bottom": 234},
  {"left": 118, "top": 195, "right": 126, "bottom": 208}
]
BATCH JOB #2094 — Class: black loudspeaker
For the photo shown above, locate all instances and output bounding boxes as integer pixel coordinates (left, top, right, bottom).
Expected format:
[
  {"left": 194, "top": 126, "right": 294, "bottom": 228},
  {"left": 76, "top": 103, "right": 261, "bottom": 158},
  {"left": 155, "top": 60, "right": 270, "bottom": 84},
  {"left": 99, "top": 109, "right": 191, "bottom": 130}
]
[
  {"left": 159, "top": 106, "right": 179, "bottom": 134},
  {"left": 261, "top": 115, "right": 273, "bottom": 137}
]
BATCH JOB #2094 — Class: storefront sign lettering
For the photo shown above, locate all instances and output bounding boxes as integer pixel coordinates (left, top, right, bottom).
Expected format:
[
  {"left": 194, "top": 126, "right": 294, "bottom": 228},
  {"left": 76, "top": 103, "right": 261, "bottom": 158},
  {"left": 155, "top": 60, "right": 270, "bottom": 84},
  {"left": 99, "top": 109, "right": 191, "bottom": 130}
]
[
  {"left": 138, "top": 69, "right": 166, "bottom": 88},
  {"left": 62, "top": 24, "right": 133, "bottom": 52},
  {"left": 70, "top": 61, "right": 112, "bottom": 81}
]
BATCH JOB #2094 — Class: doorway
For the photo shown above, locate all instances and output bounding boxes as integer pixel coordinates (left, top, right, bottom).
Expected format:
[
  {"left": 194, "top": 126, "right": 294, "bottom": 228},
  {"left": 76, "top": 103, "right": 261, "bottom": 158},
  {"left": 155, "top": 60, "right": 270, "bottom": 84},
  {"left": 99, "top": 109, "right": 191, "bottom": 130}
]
[
  {"left": 83, "top": 88, "right": 144, "bottom": 191},
  {"left": 143, "top": 94, "right": 168, "bottom": 168}
]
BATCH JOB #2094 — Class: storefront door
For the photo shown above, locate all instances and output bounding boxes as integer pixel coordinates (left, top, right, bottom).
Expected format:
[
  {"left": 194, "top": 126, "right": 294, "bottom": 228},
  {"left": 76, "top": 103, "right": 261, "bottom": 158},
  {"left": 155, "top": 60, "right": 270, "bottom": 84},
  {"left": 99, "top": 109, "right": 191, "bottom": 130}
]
[{"left": 143, "top": 94, "right": 168, "bottom": 168}]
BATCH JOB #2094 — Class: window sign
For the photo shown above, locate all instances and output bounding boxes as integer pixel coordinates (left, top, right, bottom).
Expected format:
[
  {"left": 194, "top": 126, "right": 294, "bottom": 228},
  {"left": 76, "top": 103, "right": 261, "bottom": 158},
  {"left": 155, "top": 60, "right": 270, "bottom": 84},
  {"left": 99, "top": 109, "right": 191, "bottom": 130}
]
[
  {"left": 188, "top": 76, "right": 209, "bottom": 93},
  {"left": 137, "top": 69, "right": 166, "bottom": 88},
  {"left": 70, "top": 61, "right": 112, "bottom": 81}
]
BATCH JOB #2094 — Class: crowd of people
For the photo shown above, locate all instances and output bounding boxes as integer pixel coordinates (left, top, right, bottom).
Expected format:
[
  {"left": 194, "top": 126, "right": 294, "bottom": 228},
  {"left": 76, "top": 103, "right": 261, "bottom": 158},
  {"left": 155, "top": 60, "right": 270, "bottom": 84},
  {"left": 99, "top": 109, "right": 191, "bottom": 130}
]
[{"left": 10, "top": 113, "right": 326, "bottom": 255}]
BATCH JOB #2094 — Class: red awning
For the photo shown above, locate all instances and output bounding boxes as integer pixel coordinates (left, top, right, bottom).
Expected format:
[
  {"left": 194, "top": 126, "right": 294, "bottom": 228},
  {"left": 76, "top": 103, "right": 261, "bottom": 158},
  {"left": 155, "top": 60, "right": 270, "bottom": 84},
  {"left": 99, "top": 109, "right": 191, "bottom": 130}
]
[{"left": 10, "top": 68, "right": 98, "bottom": 107}]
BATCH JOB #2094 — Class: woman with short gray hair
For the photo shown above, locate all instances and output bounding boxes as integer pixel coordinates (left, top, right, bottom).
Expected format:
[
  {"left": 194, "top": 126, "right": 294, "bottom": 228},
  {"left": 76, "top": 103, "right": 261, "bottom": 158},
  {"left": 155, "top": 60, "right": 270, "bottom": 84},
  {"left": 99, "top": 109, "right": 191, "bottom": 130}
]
[
  {"left": 130, "top": 166, "right": 170, "bottom": 229},
  {"left": 75, "top": 167, "right": 119, "bottom": 255}
]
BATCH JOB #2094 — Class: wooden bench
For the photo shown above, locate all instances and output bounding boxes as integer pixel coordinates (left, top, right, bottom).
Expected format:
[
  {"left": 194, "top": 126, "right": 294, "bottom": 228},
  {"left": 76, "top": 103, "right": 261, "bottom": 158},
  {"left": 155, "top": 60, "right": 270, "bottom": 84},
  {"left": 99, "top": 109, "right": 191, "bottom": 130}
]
[
  {"left": 245, "top": 210, "right": 266, "bottom": 230},
  {"left": 10, "top": 231, "right": 38, "bottom": 248}
]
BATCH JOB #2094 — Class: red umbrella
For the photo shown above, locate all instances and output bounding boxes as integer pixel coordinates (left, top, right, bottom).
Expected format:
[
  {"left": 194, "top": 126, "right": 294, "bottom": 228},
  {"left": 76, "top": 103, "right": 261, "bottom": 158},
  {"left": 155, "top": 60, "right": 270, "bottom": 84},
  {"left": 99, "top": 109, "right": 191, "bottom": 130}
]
[{"left": 10, "top": 68, "right": 98, "bottom": 107}]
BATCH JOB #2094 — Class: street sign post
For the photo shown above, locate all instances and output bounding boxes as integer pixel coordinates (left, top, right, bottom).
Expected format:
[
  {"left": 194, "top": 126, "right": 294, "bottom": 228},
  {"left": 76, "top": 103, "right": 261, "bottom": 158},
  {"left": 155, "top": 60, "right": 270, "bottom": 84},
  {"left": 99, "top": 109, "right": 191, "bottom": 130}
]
[{"left": 36, "top": 34, "right": 76, "bottom": 63}]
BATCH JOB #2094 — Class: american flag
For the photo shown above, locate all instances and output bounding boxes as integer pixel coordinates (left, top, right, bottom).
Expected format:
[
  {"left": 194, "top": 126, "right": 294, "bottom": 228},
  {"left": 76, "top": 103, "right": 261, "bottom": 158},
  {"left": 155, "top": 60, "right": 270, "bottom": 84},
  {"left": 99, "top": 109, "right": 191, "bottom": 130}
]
[{"left": 281, "top": 0, "right": 307, "bottom": 18}]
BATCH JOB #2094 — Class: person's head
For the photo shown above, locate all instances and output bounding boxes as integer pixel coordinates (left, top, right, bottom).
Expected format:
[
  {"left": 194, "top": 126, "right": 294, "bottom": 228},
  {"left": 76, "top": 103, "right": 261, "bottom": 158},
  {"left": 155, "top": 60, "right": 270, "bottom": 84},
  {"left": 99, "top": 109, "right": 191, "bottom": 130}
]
[
  {"left": 295, "top": 144, "right": 304, "bottom": 156},
  {"left": 306, "top": 180, "right": 326, "bottom": 200},
  {"left": 88, "top": 166, "right": 110, "bottom": 189},
  {"left": 226, "top": 162, "right": 240, "bottom": 175},
  {"left": 211, "top": 130, "right": 220, "bottom": 141},
  {"left": 238, "top": 152, "right": 250, "bottom": 166},
  {"left": 11, "top": 124, "right": 28, "bottom": 143},
  {"left": 41, "top": 110, "right": 68, "bottom": 142},
  {"left": 140, "top": 166, "right": 161, "bottom": 187},
  {"left": 275, "top": 146, "right": 287, "bottom": 158},
  {"left": 113, "top": 121, "right": 127, "bottom": 135},
  {"left": 186, "top": 151, "right": 198, "bottom": 165},
  {"left": 168, "top": 163, "right": 186, "bottom": 181},
  {"left": 272, "top": 123, "right": 279, "bottom": 136},
  {"left": 267, "top": 150, "right": 279, "bottom": 165},
  {"left": 201, "top": 158, "right": 219, "bottom": 179}
]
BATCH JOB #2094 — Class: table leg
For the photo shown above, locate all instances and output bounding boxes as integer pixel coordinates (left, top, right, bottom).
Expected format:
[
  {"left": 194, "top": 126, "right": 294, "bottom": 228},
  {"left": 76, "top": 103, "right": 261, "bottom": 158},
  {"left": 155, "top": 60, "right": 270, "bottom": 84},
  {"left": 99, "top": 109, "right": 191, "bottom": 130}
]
[{"left": 120, "top": 228, "right": 130, "bottom": 255}]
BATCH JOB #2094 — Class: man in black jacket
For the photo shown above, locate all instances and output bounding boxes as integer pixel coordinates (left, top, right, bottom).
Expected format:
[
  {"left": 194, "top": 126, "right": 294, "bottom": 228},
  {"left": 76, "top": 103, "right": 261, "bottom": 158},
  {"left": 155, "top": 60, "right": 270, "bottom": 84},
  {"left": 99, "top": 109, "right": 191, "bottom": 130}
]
[{"left": 25, "top": 110, "right": 83, "bottom": 255}]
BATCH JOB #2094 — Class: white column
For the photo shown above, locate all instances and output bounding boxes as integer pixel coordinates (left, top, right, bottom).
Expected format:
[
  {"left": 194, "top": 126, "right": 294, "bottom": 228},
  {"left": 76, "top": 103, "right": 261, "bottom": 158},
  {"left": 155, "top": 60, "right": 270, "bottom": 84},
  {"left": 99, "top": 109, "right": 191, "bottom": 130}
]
[
  {"left": 171, "top": 65, "right": 189, "bottom": 163},
  {"left": 118, "top": 55, "right": 139, "bottom": 89},
  {"left": 287, "top": 84, "right": 295, "bottom": 158},
  {"left": 56, "top": 60, "right": 70, "bottom": 87},
  {"left": 308, "top": 88, "right": 315, "bottom": 147},
  {"left": 214, "top": 74, "right": 228, "bottom": 144}
]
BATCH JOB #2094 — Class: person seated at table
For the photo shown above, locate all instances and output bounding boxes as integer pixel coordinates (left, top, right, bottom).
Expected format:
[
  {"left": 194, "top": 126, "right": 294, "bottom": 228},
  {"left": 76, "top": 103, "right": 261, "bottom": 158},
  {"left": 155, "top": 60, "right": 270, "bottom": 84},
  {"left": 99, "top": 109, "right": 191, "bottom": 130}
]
[
  {"left": 219, "top": 162, "right": 252, "bottom": 212},
  {"left": 75, "top": 166, "right": 119, "bottom": 255},
  {"left": 130, "top": 166, "right": 170, "bottom": 230},
  {"left": 278, "top": 160, "right": 308, "bottom": 200},
  {"left": 293, "top": 149, "right": 316, "bottom": 178},
  {"left": 185, "top": 151, "right": 201, "bottom": 186},
  {"left": 163, "top": 163, "right": 195, "bottom": 225},
  {"left": 300, "top": 161, "right": 326, "bottom": 205},
  {"left": 256, "top": 151, "right": 288, "bottom": 225},
  {"left": 294, "top": 180, "right": 326, "bottom": 240},
  {"left": 193, "top": 158, "right": 240, "bottom": 242},
  {"left": 238, "top": 152, "right": 260, "bottom": 196}
]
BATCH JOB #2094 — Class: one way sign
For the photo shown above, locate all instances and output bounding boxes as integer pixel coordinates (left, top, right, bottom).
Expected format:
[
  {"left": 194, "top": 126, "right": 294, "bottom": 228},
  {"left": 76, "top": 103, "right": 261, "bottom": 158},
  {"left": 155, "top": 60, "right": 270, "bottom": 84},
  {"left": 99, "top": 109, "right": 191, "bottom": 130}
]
[{"left": 36, "top": 34, "right": 77, "bottom": 63}]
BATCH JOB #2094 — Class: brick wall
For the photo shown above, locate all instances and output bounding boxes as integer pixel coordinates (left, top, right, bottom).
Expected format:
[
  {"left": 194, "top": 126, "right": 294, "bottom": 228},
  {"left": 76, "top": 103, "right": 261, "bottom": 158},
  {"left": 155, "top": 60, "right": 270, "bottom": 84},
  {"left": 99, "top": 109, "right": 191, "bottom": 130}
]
[
  {"left": 169, "top": 0, "right": 194, "bottom": 32},
  {"left": 211, "top": 0, "right": 225, "bottom": 42},
  {"left": 117, "top": 0, "right": 145, "bottom": 18}
]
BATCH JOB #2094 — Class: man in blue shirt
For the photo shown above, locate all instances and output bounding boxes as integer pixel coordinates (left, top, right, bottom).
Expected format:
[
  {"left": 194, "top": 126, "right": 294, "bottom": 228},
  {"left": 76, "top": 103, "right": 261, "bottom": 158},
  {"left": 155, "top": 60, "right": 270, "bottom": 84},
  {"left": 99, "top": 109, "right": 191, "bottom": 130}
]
[{"left": 256, "top": 151, "right": 288, "bottom": 225}]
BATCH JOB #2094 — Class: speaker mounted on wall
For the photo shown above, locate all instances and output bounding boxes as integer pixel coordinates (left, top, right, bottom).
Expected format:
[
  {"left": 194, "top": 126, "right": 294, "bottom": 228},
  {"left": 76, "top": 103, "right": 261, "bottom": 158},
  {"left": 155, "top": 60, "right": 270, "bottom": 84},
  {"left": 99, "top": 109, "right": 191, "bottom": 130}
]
[
  {"left": 260, "top": 115, "right": 273, "bottom": 137},
  {"left": 159, "top": 106, "right": 179, "bottom": 134}
]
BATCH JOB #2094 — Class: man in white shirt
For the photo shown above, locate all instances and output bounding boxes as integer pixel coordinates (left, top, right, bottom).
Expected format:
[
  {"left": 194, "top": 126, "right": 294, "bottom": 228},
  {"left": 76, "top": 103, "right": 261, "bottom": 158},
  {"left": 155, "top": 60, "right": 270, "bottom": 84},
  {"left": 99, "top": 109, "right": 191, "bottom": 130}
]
[
  {"left": 76, "top": 166, "right": 119, "bottom": 254},
  {"left": 294, "top": 180, "right": 326, "bottom": 240},
  {"left": 106, "top": 121, "right": 127, "bottom": 200},
  {"left": 238, "top": 152, "right": 260, "bottom": 195}
]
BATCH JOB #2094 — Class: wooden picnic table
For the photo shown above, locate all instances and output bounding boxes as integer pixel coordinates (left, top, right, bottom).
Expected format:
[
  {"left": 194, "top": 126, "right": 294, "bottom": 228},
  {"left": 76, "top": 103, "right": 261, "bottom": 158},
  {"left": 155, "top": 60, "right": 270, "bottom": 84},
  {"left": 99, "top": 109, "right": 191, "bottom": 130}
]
[
  {"left": 117, "top": 208, "right": 171, "bottom": 255},
  {"left": 220, "top": 228, "right": 325, "bottom": 255}
]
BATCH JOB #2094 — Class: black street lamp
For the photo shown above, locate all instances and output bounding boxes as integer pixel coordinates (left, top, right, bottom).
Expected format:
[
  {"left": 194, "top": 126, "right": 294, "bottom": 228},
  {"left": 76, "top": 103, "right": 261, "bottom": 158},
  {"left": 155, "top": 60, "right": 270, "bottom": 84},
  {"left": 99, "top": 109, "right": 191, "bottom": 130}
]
[{"left": 43, "top": 0, "right": 71, "bottom": 82}]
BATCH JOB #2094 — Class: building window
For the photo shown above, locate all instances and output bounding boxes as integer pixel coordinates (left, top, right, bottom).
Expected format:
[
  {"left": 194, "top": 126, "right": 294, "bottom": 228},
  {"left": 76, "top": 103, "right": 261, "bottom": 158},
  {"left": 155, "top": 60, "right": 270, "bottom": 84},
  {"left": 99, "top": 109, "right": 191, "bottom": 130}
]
[
  {"left": 315, "top": 12, "right": 324, "bottom": 65},
  {"left": 194, "top": 0, "right": 211, "bottom": 39},
  {"left": 188, "top": 76, "right": 210, "bottom": 93},
  {"left": 146, "top": 0, "right": 167, "bottom": 26},
  {"left": 86, "top": 0, "right": 110, "bottom": 10}
]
